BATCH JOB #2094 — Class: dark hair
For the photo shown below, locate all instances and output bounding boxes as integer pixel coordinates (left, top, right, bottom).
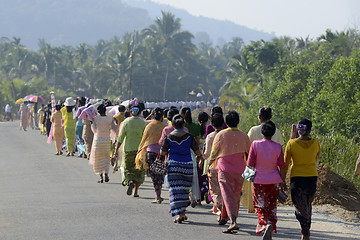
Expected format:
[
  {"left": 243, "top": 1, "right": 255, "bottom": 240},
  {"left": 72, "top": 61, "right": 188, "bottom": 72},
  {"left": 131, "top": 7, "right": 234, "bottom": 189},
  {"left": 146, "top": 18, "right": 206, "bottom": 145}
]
[
  {"left": 211, "top": 106, "right": 223, "bottom": 115},
  {"left": 66, "top": 106, "right": 73, "bottom": 113},
  {"left": 97, "top": 104, "right": 107, "bottom": 115},
  {"left": 225, "top": 111, "right": 239, "bottom": 128},
  {"left": 152, "top": 107, "right": 163, "bottom": 121},
  {"left": 181, "top": 107, "right": 192, "bottom": 124},
  {"left": 142, "top": 109, "right": 151, "bottom": 119},
  {"left": 167, "top": 108, "right": 179, "bottom": 122},
  {"left": 55, "top": 104, "right": 61, "bottom": 111},
  {"left": 138, "top": 102, "right": 145, "bottom": 112},
  {"left": 124, "top": 110, "right": 131, "bottom": 118},
  {"left": 298, "top": 118, "right": 312, "bottom": 131},
  {"left": 103, "top": 99, "right": 112, "bottom": 107},
  {"left": 172, "top": 114, "right": 185, "bottom": 129},
  {"left": 198, "top": 112, "right": 209, "bottom": 137},
  {"left": 198, "top": 111, "right": 209, "bottom": 124},
  {"left": 261, "top": 120, "right": 276, "bottom": 137},
  {"left": 79, "top": 97, "right": 86, "bottom": 106},
  {"left": 163, "top": 109, "right": 169, "bottom": 119},
  {"left": 259, "top": 106, "right": 272, "bottom": 121},
  {"left": 211, "top": 113, "right": 224, "bottom": 129},
  {"left": 118, "top": 105, "right": 126, "bottom": 112}
]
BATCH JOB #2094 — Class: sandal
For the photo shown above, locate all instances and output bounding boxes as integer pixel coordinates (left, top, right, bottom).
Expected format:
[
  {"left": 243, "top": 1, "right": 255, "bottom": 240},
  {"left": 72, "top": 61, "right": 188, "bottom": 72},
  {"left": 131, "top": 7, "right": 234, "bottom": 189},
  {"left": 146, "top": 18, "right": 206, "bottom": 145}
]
[
  {"left": 151, "top": 198, "right": 163, "bottom": 204},
  {"left": 104, "top": 173, "right": 109, "bottom": 182},
  {"left": 133, "top": 194, "right": 139, "bottom": 197},
  {"left": 98, "top": 174, "right": 104, "bottom": 183},
  {"left": 222, "top": 229, "right": 237, "bottom": 234},
  {"left": 174, "top": 217, "right": 183, "bottom": 223},
  {"left": 66, "top": 152, "right": 71, "bottom": 157},
  {"left": 263, "top": 224, "right": 273, "bottom": 240}
]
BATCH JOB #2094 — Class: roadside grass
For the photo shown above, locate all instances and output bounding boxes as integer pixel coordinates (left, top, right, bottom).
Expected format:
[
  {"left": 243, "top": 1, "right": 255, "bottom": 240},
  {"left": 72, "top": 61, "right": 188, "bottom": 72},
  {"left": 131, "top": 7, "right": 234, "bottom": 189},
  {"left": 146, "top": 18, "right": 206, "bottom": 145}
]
[{"left": 317, "top": 133, "right": 360, "bottom": 191}]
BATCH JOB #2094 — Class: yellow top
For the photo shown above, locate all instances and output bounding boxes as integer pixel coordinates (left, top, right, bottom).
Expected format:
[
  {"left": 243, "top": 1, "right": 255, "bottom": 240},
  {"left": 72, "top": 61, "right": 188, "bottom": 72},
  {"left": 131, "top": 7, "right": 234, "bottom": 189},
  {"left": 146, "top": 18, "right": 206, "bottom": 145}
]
[
  {"left": 284, "top": 138, "right": 320, "bottom": 177},
  {"left": 113, "top": 112, "right": 125, "bottom": 125}
]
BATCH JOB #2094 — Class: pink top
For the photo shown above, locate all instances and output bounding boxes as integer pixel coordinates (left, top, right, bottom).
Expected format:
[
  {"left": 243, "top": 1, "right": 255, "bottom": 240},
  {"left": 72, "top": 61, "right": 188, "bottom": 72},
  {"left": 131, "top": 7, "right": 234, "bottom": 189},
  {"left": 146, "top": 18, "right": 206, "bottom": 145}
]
[
  {"left": 247, "top": 139, "right": 285, "bottom": 184},
  {"left": 147, "top": 143, "right": 161, "bottom": 153},
  {"left": 217, "top": 152, "right": 246, "bottom": 173}
]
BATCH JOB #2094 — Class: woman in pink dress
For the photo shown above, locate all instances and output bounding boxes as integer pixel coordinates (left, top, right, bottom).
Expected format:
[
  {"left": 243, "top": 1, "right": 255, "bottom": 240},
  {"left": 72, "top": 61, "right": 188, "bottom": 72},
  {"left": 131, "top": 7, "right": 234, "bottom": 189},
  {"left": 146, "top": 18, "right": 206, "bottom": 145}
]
[
  {"left": 247, "top": 120, "right": 285, "bottom": 240},
  {"left": 209, "top": 111, "right": 251, "bottom": 233}
]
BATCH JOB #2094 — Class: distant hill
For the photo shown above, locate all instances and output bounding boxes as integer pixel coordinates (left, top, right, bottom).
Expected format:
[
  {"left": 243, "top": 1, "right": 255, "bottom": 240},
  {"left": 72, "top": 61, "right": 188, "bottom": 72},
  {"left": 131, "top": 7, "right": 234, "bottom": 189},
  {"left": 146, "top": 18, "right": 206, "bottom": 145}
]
[
  {"left": 0, "top": 0, "right": 276, "bottom": 49},
  {"left": 124, "top": 0, "right": 276, "bottom": 45}
]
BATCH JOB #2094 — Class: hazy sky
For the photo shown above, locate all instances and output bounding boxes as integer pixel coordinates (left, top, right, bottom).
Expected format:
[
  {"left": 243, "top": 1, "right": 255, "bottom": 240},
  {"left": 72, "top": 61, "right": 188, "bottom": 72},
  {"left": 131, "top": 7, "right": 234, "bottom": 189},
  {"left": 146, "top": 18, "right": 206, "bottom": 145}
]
[{"left": 150, "top": 0, "right": 360, "bottom": 38}]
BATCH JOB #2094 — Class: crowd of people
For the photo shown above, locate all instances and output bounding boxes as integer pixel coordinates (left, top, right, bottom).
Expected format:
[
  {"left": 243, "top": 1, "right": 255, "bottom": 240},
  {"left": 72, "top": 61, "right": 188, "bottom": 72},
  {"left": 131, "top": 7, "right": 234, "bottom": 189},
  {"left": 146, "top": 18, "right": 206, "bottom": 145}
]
[{"left": 15, "top": 96, "right": 333, "bottom": 240}]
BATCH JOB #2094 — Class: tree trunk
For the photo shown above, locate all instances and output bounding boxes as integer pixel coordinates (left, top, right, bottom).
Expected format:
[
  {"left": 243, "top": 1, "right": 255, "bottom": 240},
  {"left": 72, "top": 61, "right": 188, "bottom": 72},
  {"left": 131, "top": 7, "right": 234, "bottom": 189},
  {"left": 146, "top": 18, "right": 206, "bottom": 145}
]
[{"left": 163, "top": 64, "right": 169, "bottom": 101}]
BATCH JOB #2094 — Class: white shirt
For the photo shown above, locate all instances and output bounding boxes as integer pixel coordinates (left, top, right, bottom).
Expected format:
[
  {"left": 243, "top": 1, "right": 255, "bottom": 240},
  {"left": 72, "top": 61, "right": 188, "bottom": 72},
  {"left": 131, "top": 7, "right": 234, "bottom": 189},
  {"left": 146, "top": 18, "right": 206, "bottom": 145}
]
[
  {"left": 248, "top": 124, "right": 284, "bottom": 145},
  {"left": 5, "top": 104, "right": 11, "bottom": 112}
]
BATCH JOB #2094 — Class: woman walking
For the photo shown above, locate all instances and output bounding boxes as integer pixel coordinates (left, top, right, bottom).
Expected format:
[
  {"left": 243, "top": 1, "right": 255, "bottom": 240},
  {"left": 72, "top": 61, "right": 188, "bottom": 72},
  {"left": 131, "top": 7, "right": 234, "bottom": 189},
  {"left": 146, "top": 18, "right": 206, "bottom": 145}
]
[
  {"left": 180, "top": 107, "right": 204, "bottom": 206},
  {"left": 75, "top": 97, "right": 86, "bottom": 158},
  {"left": 209, "top": 111, "right": 251, "bottom": 233},
  {"left": 51, "top": 104, "right": 64, "bottom": 155},
  {"left": 135, "top": 108, "right": 166, "bottom": 203},
  {"left": 281, "top": 119, "right": 320, "bottom": 240},
  {"left": 44, "top": 104, "right": 52, "bottom": 137},
  {"left": 247, "top": 121, "right": 285, "bottom": 240},
  {"left": 203, "top": 113, "right": 224, "bottom": 216},
  {"left": 61, "top": 97, "right": 77, "bottom": 156},
  {"left": 80, "top": 105, "right": 95, "bottom": 159},
  {"left": 89, "top": 104, "right": 114, "bottom": 183},
  {"left": 114, "top": 105, "right": 147, "bottom": 197},
  {"left": 19, "top": 101, "right": 30, "bottom": 131},
  {"left": 159, "top": 114, "right": 204, "bottom": 223}
]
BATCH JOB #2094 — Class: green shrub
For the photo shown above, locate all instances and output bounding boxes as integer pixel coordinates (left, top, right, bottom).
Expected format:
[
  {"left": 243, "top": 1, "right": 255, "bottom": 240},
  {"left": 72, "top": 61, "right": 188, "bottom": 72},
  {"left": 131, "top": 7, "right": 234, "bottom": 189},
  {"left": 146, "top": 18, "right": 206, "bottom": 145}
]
[{"left": 316, "top": 133, "right": 360, "bottom": 191}]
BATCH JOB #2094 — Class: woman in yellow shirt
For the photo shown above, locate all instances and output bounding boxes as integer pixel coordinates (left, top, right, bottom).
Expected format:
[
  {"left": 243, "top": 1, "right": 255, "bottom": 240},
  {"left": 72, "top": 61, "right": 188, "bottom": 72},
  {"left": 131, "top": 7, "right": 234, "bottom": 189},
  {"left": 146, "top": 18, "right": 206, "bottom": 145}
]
[{"left": 281, "top": 119, "right": 320, "bottom": 240}]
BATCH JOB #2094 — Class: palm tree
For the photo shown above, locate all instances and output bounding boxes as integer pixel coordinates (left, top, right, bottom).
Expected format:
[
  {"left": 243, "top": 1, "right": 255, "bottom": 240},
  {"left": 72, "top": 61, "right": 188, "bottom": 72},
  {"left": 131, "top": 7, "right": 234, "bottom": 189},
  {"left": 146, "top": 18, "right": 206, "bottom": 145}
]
[{"left": 142, "top": 11, "right": 195, "bottom": 100}]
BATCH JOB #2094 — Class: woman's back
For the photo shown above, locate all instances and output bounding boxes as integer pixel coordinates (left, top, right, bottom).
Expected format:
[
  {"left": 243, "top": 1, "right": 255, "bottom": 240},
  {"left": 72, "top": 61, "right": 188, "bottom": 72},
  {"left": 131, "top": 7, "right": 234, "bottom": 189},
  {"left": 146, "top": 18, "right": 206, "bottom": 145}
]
[
  {"left": 248, "top": 139, "right": 284, "bottom": 184},
  {"left": 162, "top": 132, "right": 198, "bottom": 162},
  {"left": 284, "top": 138, "right": 320, "bottom": 177},
  {"left": 92, "top": 115, "right": 112, "bottom": 137}
]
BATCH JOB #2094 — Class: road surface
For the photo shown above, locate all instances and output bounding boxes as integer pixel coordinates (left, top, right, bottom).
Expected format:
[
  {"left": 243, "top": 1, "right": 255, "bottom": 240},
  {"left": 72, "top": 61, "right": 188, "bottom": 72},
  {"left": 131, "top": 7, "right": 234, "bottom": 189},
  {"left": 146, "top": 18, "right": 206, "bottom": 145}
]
[{"left": 0, "top": 121, "right": 359, "bottom": 240}]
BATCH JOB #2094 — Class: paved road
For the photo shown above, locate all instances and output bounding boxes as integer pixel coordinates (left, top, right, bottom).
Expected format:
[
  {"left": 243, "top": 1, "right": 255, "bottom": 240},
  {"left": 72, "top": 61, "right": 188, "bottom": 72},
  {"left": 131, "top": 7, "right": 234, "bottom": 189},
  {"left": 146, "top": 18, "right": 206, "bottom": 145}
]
[{"left": 0, "top": 121, "right": 359, "bottom": 240}]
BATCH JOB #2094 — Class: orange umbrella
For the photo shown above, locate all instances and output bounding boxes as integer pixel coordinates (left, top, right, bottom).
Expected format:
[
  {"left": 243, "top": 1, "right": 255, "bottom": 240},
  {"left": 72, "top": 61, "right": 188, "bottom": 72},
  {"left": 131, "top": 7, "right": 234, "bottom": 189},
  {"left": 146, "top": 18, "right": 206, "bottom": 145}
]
[{"left": 29, "top": 95, "right": 45, "bottom": 103}]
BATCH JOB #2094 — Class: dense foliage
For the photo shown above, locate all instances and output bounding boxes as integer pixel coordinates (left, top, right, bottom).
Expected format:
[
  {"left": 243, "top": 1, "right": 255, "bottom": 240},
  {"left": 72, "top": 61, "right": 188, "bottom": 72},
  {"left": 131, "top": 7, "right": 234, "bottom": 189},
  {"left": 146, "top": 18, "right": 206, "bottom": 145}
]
[
  {"left": 0, "top": 12, "right": 233, "bottom": 106},
  {"left": 227, "top": 29, "right": 360, "bottom": 190}
]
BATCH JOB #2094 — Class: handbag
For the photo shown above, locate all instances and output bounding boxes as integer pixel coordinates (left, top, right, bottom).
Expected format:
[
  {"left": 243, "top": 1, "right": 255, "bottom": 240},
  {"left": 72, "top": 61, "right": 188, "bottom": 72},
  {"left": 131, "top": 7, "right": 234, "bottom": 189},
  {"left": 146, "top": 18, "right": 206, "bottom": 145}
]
[
  {"left": 149, "top": 155, "right": 168, "bottom": 175},
  {"left": 242, "top": 165, "right": 256, "bottom": 182}
]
